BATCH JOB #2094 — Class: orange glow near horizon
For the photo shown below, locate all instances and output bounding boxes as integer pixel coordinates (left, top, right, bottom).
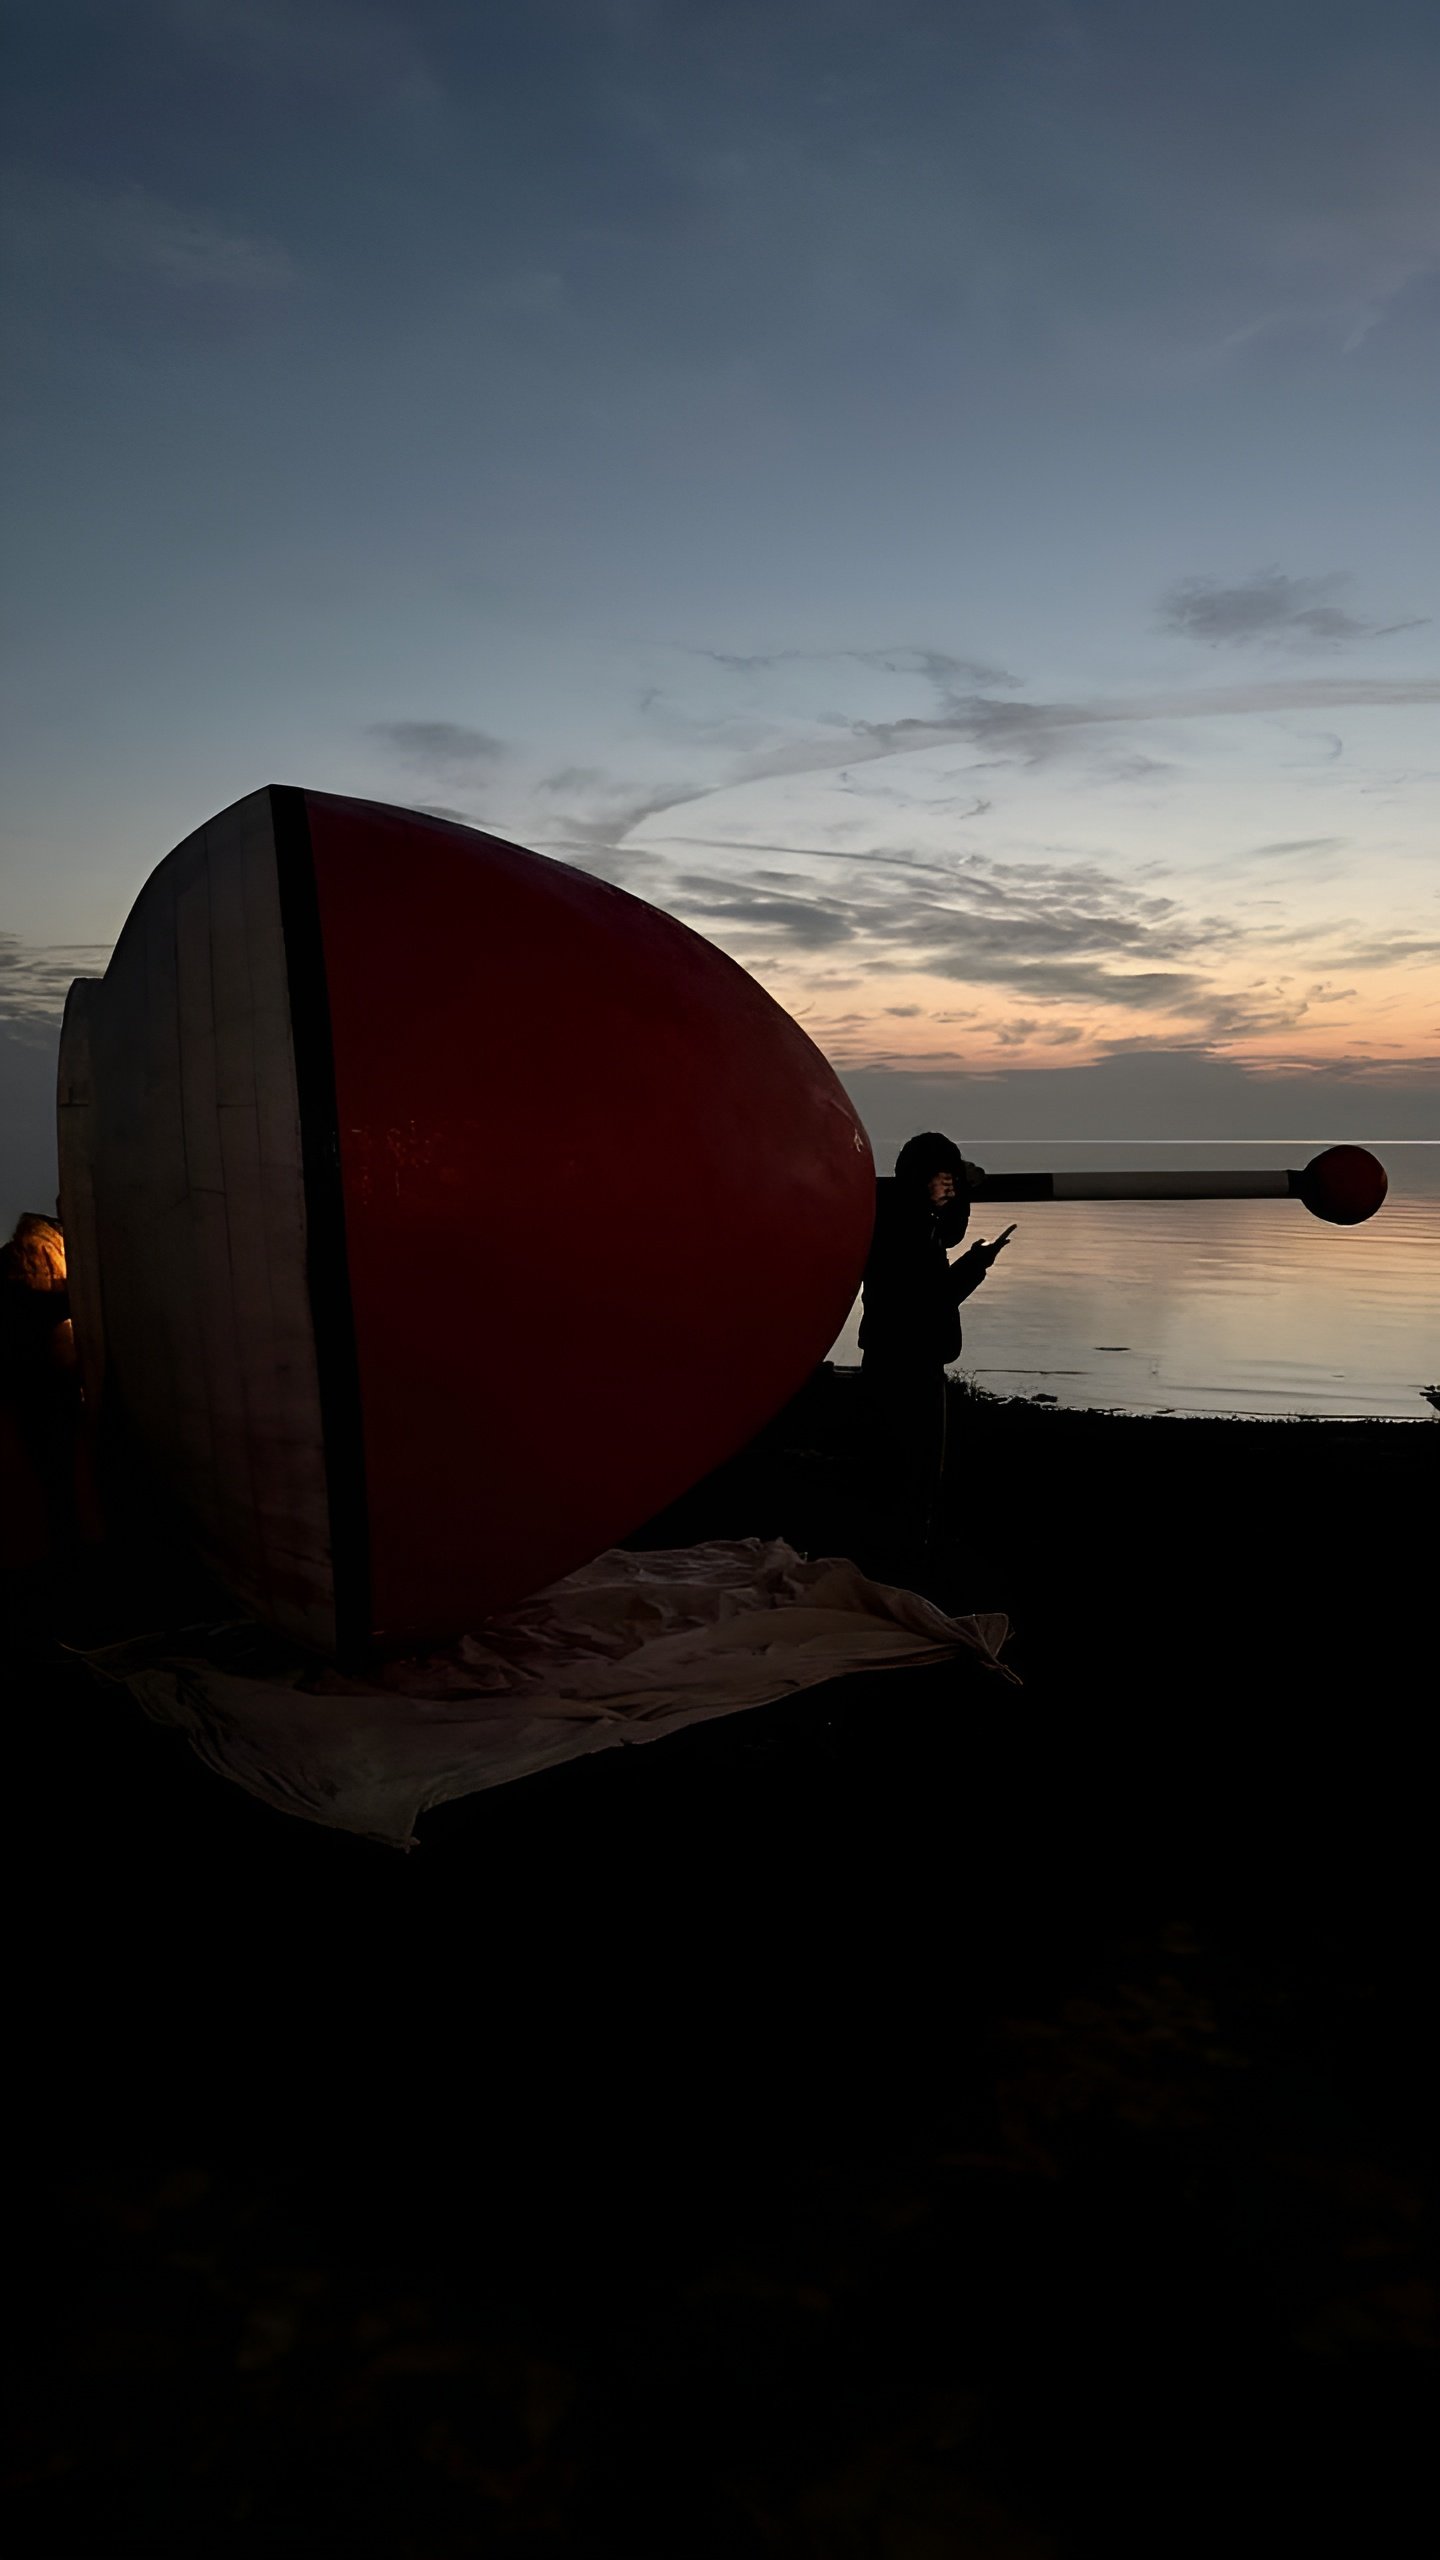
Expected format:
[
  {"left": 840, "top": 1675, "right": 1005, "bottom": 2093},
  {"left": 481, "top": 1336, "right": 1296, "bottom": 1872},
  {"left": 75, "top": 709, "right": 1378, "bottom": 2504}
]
[{"left": 755, "top": 955, "right": 1440, "bottom": 1081}]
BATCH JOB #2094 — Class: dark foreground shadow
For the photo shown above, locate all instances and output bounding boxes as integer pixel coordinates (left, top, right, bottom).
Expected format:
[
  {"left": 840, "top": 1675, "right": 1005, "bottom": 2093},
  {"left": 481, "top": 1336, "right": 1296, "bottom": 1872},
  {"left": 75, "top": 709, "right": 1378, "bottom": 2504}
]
[{"left": 4, "top": 1377, "right": 1433, "bottom": 2555}]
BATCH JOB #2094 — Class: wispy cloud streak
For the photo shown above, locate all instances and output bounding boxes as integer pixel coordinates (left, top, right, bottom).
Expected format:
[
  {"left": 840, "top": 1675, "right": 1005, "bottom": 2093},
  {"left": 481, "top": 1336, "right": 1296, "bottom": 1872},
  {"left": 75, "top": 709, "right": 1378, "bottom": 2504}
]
[{"left": 0, "top": 938, "right": 112, "bottom": 1038}]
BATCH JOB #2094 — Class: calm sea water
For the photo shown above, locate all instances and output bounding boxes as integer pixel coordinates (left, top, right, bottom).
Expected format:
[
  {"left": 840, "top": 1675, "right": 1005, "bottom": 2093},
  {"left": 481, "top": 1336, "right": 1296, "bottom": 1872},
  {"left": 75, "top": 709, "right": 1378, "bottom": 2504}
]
[{"left": 827, "top": 1142, "right": 1440, "bottom": 1420}]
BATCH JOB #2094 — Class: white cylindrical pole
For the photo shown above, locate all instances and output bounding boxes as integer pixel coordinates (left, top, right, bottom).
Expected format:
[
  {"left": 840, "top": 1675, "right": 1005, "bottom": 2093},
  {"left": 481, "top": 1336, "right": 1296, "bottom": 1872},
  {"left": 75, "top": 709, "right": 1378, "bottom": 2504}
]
[
  {"left": 969, "top": 1147, "right": 1388, "bottom": 1226},
  {"left": 1050, "top": 1168, "right": 1289, "bottom": 1202}
]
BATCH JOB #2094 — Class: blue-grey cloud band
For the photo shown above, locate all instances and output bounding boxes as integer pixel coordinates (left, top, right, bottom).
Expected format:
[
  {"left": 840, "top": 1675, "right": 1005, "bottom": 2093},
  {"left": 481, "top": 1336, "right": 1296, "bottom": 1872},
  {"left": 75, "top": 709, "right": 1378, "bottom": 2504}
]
[{"left": 1159, "top": 569, "right": 1430, "bottom": 649}]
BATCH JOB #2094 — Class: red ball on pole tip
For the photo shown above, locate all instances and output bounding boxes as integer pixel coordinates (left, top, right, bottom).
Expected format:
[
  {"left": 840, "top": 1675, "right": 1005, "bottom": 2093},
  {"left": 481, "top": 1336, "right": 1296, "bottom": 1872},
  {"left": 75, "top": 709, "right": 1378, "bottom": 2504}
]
[{"left": 1295, "top": 1146, "right": 1389, "bottom": 1226}]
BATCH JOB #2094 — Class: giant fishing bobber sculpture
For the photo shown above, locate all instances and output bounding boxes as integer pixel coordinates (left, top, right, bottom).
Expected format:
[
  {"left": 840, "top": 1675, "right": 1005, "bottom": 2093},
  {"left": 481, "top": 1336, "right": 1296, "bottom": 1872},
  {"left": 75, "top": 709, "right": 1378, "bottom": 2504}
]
[
  {"left": 58, "top": 789, "right": 875, "bottom": 1657},
  {"left": 58, "top": 787, "right": 1388, "bottom": 1659}
]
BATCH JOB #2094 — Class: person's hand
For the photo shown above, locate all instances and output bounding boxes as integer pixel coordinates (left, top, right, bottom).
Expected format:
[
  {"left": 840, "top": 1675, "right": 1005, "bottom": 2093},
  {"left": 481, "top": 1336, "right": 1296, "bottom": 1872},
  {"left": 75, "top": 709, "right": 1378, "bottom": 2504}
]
[
  {"left": 973, "top": 1225, "right": 1015, "bottom": 1268},
  {"left": 961, "top": 1158, "right": 986, "bottom": 1193}
]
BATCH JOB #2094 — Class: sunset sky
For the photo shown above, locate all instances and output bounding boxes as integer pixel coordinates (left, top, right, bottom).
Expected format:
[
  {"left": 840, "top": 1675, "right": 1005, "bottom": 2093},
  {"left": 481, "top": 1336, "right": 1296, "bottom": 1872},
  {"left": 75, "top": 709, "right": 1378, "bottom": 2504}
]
[{"left": 3, "top": 0, "right": 1437, "bottom": 1213}]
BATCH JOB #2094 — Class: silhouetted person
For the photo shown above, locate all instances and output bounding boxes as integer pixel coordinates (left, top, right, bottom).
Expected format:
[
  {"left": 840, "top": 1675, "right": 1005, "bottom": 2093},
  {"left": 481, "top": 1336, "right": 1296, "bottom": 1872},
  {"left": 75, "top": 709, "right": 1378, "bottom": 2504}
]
[
  {"left": 858, "top": 1133, "right": 1013, "bottom": 1582},
  {"left": 0, "top": 1211, "right": 80, "bottom": 1576}
]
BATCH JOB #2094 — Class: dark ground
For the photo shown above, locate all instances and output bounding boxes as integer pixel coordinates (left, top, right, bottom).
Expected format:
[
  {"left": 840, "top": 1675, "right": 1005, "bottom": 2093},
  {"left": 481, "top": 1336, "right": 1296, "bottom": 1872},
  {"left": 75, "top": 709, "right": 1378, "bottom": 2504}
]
[{"left": 4, "top": 1372, "right": 1434, "bottom": 2556}]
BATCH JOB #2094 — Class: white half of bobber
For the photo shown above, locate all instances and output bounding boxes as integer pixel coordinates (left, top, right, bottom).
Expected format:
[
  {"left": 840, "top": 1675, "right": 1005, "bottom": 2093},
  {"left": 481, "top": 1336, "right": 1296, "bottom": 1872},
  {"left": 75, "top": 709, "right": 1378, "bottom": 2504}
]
[{"left": 58, "top": 790, "right": 336, "bottom": 1652}]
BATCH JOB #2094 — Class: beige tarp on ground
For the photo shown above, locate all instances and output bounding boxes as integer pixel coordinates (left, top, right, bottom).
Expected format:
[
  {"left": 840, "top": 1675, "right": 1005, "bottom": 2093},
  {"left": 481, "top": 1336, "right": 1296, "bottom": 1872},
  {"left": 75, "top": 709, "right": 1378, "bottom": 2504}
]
[{"left": 88, "top": 1539, "right": 1015, "bottom": 1849}]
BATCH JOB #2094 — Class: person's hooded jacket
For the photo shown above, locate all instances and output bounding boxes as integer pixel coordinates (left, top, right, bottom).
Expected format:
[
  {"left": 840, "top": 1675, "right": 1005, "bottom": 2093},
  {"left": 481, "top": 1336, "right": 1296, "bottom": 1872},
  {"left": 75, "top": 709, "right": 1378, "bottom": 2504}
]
[{"left": 858, "top": 1134, "right": 991, "bottom": 1368}]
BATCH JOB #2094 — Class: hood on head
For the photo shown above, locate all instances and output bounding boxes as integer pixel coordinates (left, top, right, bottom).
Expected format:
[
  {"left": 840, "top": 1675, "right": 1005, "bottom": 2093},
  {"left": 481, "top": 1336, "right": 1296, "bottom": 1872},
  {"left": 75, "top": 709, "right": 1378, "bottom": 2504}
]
[
  {"left": 894, "top": 1132, "right": 965, "bottom": 1188},
  {"left": 892, "top": 1132, "right": 971, "bottom": 1246}
]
